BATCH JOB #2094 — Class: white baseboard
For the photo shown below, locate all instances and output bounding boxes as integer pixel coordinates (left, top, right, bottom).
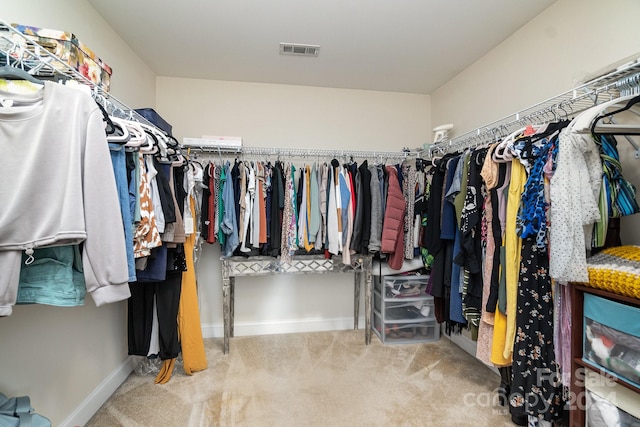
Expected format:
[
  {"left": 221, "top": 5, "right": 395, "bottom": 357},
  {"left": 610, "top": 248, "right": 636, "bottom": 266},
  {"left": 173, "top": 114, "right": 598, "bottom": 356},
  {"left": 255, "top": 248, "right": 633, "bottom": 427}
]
[
  {"left": 201, "top": 316, "right": 367, "bottom": 339},
  {"left": 444, "top": 329, "right": 499, "bottom": 376},
  {"left": 59, "top": 356, "right": 135, "bottom": 427},
  {"left": 56, "top": 316, "right": 371, "bottom": 425},
  {"left": 445, "top": 327, "right": 478, "bottom": 357}
]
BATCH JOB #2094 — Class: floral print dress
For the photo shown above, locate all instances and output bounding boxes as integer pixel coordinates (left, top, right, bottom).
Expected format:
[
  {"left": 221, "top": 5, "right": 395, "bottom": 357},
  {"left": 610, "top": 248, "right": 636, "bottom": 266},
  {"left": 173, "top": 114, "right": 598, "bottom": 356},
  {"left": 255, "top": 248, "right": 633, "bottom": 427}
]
[{"left": 509, "top": 134, "right": 564, "bottom": 423}]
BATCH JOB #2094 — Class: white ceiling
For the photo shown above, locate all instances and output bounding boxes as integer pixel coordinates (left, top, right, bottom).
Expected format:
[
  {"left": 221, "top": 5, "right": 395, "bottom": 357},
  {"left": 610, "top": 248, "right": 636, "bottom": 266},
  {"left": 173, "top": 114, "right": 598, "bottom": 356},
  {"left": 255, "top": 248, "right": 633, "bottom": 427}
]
[{"left": 87, "top": 0, "right": 556, "bottom": 95}]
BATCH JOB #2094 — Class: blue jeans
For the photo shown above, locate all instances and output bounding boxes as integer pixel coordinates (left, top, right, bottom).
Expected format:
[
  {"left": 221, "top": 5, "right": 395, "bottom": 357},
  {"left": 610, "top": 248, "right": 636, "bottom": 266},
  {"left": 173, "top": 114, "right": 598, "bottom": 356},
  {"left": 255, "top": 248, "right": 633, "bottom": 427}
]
[{"left": 110, "top": 143, "right": 136, "bottom": 282}]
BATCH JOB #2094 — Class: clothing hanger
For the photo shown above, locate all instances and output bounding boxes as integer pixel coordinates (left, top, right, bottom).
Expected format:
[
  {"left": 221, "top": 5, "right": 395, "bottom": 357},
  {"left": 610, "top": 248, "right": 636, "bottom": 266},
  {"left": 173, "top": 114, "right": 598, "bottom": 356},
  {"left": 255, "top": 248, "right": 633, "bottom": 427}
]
[
  {"left": 138, "top": 123, "right": 168, "bottom": 157},
  {"left": 94, "top": 101, "right": 116, "bottom": 135},
  {"left": 0, "top": 65, "right": 44, "bottom": 85},
  {"left": 139, "top": 131, "right": 158, "bottom": 154},
  {"left": 171, "top": 148, "right": 186, "bottom": 167},
  {"left": 106, "top": 116, "right": 131, "bottom": 145},
  {"left": 216, "top": 147, "right": 224, "bottom": 165},
  {"left": 528, "top": 119, "right": 571, "bottom": 143},
  {"left": 0, "top": 38, "right": 44, "bottom": 85},
  {"left": 122, "top": 120, "right": 147, "bottom": 148},
  {"left": 166, "top": 135, "right": 180, "bottom": 148},
  {"left": 568, "top": 94, "right": 638, "bottom": 134},
  {"left": 590, "top": 94, "right": 640, "bottom": 135},
  {"left": 0, "top": 44, "right": 44, "bottom": 85},
  {"left": 492, "top": 126, "right": 523, "bottom": 163},
  {"left": 154, "top": 129, "right": 169, "bottom": 157}
]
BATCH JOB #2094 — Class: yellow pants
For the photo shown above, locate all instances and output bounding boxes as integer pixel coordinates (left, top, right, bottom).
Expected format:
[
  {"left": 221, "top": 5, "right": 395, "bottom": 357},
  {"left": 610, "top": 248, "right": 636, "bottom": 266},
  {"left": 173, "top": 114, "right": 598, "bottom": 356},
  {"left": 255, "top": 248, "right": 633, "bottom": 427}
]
[{"left": 179, "top": 196, "right": 208, "bottom": 375}]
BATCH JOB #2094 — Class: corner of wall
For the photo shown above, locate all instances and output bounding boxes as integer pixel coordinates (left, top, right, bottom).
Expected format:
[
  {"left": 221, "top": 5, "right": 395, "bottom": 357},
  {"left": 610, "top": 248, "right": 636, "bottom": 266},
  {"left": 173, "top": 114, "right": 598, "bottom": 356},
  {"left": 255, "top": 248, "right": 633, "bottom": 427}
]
[{"left": 59, "top": 356, "right": 136, "bottom": 427}]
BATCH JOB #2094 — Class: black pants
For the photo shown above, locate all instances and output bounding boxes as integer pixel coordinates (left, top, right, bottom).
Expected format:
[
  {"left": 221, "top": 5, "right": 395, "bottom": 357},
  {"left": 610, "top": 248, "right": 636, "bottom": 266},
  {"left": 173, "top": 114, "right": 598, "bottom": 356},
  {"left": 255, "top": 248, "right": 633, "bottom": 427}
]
[{"left": 127, "top": 272, "right": 182, "bottom": 360}]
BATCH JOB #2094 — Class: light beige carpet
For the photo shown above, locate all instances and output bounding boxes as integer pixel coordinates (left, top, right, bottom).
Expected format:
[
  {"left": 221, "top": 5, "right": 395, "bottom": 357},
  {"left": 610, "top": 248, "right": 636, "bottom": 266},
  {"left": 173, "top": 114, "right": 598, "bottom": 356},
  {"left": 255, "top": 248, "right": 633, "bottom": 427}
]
[{"left": 86, "top": 330, "right": 514, "bottom": 426}]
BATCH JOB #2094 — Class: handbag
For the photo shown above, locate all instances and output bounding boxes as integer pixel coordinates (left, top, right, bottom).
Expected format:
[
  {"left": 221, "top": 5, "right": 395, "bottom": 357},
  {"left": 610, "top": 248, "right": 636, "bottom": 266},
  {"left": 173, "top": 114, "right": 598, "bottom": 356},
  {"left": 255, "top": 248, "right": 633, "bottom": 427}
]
[{"left": 0, "top": 393, "right": 51, "bottom": 427}]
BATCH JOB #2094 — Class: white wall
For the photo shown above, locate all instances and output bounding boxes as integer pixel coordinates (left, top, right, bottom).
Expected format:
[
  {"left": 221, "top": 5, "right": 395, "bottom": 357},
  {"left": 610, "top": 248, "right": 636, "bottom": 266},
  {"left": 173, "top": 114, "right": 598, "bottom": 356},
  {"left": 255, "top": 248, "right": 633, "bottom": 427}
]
[
  {"left": 0, "top": 2, "right": 156, "bottom": 426},
  {"left": 1, "top": 0, "right": 156, "bottom": 107},
  {"left": 157, "top": 77, "right": 431, "bottom": 337},
  {"left": 431, "top": 0, "right": 640, "bottom": 141}
]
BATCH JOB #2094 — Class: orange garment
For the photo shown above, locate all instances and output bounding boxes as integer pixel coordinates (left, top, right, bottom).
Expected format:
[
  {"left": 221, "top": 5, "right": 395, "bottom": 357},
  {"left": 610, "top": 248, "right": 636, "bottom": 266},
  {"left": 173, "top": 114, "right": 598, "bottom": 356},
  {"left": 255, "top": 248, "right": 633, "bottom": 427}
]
[
  {"left": 154, "top": 358, "right": 176, "bottom": 384},
  {"left": 178, "top": 197, "right": 208, "bottom": 375}
]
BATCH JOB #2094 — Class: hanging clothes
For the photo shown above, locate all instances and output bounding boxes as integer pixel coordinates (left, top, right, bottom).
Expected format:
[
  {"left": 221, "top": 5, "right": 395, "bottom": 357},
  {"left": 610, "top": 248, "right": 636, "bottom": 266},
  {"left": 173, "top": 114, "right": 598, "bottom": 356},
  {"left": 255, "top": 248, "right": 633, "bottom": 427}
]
[
  {"left": 110, "top": 144, "right": 137, "bottom": 282},
  {"left": 250, "top": 162, "right": 263, "bottom": 249},
  {"left": 509, "top": 237, "right": 564, "bottom": 424},
  {"left": 368, "top": 163, "right": 383, "bottom": 253},
  {"left": 456, "top": 148, "right": 487, "bottom": 337},
  {"left": 315, "top": 163, "right": 328, "bottom": 251},
  {"left": 381, "top": 165, "right": 405, "bottom": 270},
  {"left": 502, "top": 156, "right": 526, "bottom": 361},
  {"left": 489, "top": 158, "right": 514, "bottom": 368},
  {"left": 475, "top": 177, "right": 496, "bottom": 366},
  {"left": 133, "top": 153, "right": 163, "bottom": 258},
  {"left": 423, "top": 157, "right": 448, "bottom": 324},
  {"left": 402, "top": 158, "right": 417, "bottom": 260},
  {"left": 297, "top": 165, "right": 311, "bottom": 251},
  {"left": 448, "top": 153, "right": 468, "bottom": 328},
  {"left": 355, "top": 160, "right": 372, "bottom": 253},
  {"left": 220, "top": 161, "right": 239, "bottom": 257},
  {"left": 200, "top": 153, "right": 433, "bottom": 267},
  {"left": 128, "top": 274, "right": 181, "bottom": 362},
  {"left": 269, "top": 162, "right": 285, "bottom": 257},
  {"left": 340, "top": 166, "right": 353, "bottom": 264},
  {"left": 308, "top": 164, "right": 321, "bottom": 249},
  {"left": 0, "top": 81, "right": 130, "bottom": 316},
  {"left": 239, "top": 162, "right": 253, "bottom": 252},
  {"left": 326, "top": 160, "right": 341, "bottom": 255},
  {"left": 178, "top": 197, "right": 208, "bottom": 376},
  {"left": 258, "top": 162, "right": 268, "bottom": 246},
  {"left": 549, "top": 124, "right": 602, "bottom": 283},
  {"left": 281, "top": 163, "right": 297, "bottom": 262}
]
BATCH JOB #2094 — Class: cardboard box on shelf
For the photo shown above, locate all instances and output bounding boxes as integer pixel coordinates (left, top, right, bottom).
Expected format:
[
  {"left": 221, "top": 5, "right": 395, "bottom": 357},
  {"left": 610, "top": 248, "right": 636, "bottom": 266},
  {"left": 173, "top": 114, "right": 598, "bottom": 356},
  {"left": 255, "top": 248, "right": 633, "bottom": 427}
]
[{"left": 11, "top": 23, "right": 112, "bottom": 91}]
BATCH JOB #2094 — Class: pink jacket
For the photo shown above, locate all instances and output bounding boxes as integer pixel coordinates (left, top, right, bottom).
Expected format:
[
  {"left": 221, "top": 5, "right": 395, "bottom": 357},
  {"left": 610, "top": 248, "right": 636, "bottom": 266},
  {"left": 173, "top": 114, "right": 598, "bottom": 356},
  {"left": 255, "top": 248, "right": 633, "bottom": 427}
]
[{"left": 381, "top": 166, "right": 405, "bottom": 270}]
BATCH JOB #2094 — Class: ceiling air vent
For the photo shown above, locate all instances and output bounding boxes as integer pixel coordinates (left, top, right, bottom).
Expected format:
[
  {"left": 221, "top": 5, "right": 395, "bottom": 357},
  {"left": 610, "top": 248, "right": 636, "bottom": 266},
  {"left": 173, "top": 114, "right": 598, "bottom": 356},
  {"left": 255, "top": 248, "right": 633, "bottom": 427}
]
[{"left": 279, "top": 43, "right": 320, "bottom": 57}]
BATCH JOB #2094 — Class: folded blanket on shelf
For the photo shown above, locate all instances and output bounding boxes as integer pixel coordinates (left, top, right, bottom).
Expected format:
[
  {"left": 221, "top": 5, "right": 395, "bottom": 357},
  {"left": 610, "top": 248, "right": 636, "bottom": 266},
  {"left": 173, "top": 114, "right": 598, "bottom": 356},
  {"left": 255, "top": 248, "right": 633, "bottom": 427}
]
[{"left": 586, "top": 245, "right": 640, "bottom": 299}]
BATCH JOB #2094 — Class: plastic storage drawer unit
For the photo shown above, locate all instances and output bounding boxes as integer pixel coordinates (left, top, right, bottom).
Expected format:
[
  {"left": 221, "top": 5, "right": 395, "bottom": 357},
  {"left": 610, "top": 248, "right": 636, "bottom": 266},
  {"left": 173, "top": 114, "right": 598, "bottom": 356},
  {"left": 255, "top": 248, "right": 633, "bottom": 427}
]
[{"left": 372, "top": 274, "right": 440, "bottom": 344}]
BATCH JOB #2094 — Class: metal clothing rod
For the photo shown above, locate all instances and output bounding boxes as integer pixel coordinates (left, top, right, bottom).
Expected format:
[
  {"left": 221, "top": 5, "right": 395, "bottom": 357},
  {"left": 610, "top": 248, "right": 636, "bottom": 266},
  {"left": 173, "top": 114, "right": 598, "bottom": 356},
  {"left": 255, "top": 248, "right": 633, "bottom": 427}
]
[
  {"left": 425, "top": 57, "right": 640, "bottom": 159},
  {"left": 0, "top": 20, "right": 161, "bottom": 132},
  {"left": 184, "top": 140, "right": 418, "bottom": 162}
]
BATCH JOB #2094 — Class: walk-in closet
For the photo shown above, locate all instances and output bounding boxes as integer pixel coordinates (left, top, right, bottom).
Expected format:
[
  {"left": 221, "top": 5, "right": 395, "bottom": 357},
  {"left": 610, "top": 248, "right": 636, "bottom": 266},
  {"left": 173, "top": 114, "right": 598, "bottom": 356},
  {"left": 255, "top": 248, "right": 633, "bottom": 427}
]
[{"left": 2, "top": 1, "right": 640, "bottom": 426}]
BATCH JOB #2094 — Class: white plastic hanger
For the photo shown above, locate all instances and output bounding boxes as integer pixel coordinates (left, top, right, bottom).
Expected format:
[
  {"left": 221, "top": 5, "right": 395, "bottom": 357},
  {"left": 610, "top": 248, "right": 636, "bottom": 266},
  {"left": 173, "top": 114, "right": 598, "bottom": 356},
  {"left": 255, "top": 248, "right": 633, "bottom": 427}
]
[
  {"left": 107, "top": 116, "right": 131, "bottom": 144},
  {"left": 138, "top": 123, "right": 168, "bottom": 157},
  {"left": 122, "top": 120, "right": 147, "bottom": 148}
]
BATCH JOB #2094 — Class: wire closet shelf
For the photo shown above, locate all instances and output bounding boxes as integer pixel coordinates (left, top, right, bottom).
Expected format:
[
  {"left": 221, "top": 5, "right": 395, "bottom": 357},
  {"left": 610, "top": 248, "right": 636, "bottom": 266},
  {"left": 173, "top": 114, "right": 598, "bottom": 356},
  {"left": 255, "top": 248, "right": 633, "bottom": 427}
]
[
  {"left": 424, "top": 58, "right": 640, "bottom": 159},
  {"left": 0, "top": 19, "right": 159, "bottom": 131},
  {"left": 182, "top": 140, "right": 418, "bottom": 163}
]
